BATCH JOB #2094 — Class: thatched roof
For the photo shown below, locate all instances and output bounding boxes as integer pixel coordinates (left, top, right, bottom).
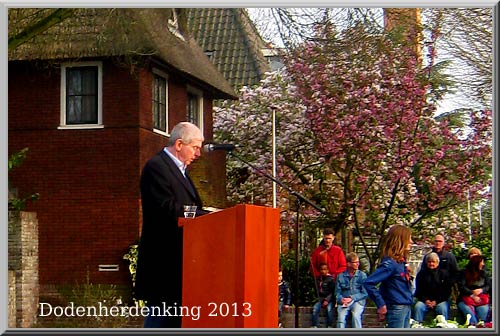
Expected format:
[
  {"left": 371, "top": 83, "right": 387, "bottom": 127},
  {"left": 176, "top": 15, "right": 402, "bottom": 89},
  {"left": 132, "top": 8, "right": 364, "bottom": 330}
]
[{"left": 8, "top": 8, "right": 237, "bottom": 100}]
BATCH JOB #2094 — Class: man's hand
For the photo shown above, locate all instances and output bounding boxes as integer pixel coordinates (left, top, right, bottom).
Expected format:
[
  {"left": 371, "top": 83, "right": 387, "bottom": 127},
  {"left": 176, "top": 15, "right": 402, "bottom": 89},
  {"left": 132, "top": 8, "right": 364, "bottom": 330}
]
[{"left": 377, "top": 305, "right": 387, "bottom": 322}]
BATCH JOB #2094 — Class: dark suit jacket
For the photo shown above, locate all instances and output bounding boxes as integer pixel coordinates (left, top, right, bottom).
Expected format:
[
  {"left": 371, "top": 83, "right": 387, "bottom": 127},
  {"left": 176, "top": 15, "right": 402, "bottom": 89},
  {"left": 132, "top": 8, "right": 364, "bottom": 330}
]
[{"left": 135, "top": 149, "right": 204, "bottom": 304}]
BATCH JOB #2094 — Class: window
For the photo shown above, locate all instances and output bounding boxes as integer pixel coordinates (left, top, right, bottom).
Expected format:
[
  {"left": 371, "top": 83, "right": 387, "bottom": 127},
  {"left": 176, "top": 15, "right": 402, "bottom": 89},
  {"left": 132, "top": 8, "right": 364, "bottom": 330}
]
[
  {"left": 60, "top": 62, "right": 102, "bottom": 128},
  {"left": 153, "top": 70, "right": 168, "bottom": 134},
  {"left": 186, "top": 86, "right": 203, "bottom": 129}
]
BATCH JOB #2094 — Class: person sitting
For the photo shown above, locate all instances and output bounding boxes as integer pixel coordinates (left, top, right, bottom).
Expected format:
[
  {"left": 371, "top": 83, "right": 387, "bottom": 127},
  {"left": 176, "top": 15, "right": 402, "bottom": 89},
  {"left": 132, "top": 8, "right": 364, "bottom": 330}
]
[
  {"left": 467, "top": 246, "right": 492, "bottom": 322},
  {"left": 335, "top": 252, "right": 368, "bottom": 328},
  {"left": 413, "top": 252, "right": 454, "bottom": 322},
  {"left": 311, "top": 263, "right": 335, "bottom": 328},
  {"left": 457, "top": 255, "right": 491, "bottom": 325}
]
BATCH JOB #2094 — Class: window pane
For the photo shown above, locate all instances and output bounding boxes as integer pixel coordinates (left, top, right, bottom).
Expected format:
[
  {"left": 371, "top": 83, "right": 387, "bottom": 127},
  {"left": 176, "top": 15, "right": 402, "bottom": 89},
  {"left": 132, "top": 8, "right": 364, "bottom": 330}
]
[
  {"left": 66, "top": 66, "right": 98, "bottom": 124},
  {"left": 82, "top": 96, "right": 97, "bottom": 123},
  {"left": 153, "top": 74, "right": 167, "bottom": 132},
  {"left": 187, "top": 92, "right": 199, "bottom": 126}
]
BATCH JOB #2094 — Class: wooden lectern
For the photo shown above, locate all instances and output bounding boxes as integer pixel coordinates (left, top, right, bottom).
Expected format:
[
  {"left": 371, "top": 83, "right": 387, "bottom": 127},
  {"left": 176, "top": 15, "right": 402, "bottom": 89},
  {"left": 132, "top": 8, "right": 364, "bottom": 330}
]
[{"left": 178, "top": 204, "right": 280, "bottom": 328}]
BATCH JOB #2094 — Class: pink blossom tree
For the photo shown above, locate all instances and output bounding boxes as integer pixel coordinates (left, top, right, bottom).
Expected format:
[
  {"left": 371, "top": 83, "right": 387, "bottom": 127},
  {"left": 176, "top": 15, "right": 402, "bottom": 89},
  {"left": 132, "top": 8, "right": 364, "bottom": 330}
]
[
  {"left": 285, "top": 24, "right": 492, "bottom": 270},
  {"left": 213, "top": 72, "right": 323, "bottom": 246},
  {"left": 214, "top": 25, "right": 491, "bottom": 271}
]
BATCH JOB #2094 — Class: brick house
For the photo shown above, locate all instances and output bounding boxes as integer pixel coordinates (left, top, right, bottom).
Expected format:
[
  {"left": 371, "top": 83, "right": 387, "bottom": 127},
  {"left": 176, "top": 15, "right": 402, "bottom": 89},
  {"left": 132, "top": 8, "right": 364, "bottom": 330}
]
[{"left": 8, "top": 8, "right": 237, "bottom": 298}]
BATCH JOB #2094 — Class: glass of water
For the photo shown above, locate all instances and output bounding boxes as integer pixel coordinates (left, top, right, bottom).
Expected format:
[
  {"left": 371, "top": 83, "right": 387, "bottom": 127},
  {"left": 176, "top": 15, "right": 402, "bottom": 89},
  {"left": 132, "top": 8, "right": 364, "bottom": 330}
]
[{"left": 183, "top": 205, "right": 197, "bottom": 218}]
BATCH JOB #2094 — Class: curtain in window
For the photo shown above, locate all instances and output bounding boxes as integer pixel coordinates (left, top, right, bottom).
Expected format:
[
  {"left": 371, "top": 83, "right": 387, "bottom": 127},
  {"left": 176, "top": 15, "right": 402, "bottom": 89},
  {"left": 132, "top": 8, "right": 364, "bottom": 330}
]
[{"left": 66, "top": 67, "right": 98, "bottom": 124}]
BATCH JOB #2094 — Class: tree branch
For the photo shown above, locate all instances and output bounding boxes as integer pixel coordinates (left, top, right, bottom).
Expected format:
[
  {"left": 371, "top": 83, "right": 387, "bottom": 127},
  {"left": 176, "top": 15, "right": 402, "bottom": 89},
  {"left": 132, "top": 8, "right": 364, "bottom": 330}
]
[{"left": 8, "top": 8, "right": 75, "bottom": 51}]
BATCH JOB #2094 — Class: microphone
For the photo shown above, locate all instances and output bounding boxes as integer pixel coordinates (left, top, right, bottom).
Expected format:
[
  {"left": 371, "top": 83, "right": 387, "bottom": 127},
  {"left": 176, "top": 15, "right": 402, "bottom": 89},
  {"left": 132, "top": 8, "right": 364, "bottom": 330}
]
[{"left": 203, "top": 143, "right": 236, "bottom": 152}]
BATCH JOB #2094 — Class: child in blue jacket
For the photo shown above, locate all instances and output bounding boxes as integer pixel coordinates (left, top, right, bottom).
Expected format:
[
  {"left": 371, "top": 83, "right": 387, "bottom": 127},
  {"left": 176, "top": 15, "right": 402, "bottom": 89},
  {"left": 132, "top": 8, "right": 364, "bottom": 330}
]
[{"left": 363, "top": 225, "right": 414, "bottom": 328}]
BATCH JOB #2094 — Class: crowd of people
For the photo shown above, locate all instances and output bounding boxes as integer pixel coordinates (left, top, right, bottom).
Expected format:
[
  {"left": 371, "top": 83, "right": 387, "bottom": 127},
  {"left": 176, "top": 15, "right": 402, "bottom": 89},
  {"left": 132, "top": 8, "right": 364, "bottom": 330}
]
[{"left": 279, "top": 226, "right": 492, "bottom": 328}]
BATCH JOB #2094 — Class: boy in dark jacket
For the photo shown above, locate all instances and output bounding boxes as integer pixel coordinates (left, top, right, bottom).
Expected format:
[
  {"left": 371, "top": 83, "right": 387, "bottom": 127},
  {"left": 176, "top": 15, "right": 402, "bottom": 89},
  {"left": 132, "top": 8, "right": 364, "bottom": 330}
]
[{"left": 312, "top": 263, "right": 335, "bottom": 327}]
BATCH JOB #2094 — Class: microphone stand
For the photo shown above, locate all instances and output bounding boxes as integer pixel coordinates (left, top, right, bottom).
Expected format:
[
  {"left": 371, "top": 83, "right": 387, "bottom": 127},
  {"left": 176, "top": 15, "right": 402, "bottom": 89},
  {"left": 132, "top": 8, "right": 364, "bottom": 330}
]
[{"left": 227, "top": 150, "right": 325, "bottom": 328}]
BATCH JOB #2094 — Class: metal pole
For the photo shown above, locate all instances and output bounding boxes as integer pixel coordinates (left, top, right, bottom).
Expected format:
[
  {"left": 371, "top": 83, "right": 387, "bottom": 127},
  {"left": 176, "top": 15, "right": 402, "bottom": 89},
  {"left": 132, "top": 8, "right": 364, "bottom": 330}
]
[
  {"left": 272, "top": 107, "right": 277, "bottom": 208},
  {"left": 272, "top": 108, "right": 281, "bottom": 255},
  {"left": 294, "top": 198, "right": 300, "bottom": 328}
]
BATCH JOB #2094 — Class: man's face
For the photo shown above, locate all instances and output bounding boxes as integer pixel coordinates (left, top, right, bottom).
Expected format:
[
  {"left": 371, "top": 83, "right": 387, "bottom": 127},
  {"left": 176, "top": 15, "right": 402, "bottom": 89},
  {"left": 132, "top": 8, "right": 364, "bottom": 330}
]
[
  {"left": 176, "top": 139, "right": 202, "bottom": 166},
  {"left": 323, "top": 234, "right": 334, "bottom": 248},
  {"left": 433, "top": 235, "right": 445, "bottom": 252},
  {"left": 348, "top": 258, "right": 360, "bottom": 271}
]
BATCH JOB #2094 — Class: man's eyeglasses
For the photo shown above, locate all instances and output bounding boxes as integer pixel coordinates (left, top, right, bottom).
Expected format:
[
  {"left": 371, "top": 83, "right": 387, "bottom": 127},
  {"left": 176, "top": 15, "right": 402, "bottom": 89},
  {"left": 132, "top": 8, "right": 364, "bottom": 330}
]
[
  {"left": 434, "top": 240, "right": 444, "bottom": 243},
  {"left": 349, "top": 261, "right": 360, "bottom": 264}
]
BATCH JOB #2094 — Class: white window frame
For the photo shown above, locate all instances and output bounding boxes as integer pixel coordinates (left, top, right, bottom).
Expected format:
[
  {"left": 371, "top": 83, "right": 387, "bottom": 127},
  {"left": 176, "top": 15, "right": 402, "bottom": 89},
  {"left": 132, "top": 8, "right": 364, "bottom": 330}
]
[
  {"left": 59, "top": 61, "right": 103, "bottom": 130},
  {"left": 186, "top": 85, "right": 204, "bottom": 133},
  {"left": 152, "top": 68, "right": 169, "bottom": 136}
]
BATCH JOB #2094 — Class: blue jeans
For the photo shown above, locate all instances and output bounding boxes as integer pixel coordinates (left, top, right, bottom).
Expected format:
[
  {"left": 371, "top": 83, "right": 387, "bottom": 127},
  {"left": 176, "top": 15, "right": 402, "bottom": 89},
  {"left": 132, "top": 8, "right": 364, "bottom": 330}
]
[
  {"left": 458, "top": 301, "right": 489, "bottom": 325},
  {"left": 386, "top": 304, "right": 411, "bottom": 328},
  {"left": 312, "top": 301, "right": 334, "bottom": 327},
  {"left": 336, "top": 301, "right": 365, "bottom": 328},
  {"left": 413, "top": 300, "right": 449, "bottom": 322}
]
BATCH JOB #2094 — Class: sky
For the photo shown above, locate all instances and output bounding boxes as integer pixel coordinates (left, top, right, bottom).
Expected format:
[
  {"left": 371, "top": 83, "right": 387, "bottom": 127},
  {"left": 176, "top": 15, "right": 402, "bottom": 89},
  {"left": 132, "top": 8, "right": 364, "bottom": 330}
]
[{"left": 247, "top": 7, "right": 492, "bottom": 115}]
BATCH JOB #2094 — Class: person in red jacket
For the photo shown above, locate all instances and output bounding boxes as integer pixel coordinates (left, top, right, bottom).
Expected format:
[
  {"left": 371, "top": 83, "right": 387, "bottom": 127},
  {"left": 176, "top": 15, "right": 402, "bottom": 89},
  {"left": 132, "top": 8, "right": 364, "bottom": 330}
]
[{"left": 310, "top": 228, "right": 347, "bottom": 281}]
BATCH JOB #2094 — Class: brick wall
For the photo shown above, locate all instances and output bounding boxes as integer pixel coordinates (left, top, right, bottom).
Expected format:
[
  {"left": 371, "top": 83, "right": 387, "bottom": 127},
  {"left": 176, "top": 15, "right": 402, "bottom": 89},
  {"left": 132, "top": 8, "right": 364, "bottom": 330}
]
[
  {"left": 8, "top": 271, "right": 16, "bottom": 328},
  {"left": 9, "top": 58, "right": 228, "bottom": 297},
  {"left": 8, "top": 211, "right": 39, "bottom": 328}
]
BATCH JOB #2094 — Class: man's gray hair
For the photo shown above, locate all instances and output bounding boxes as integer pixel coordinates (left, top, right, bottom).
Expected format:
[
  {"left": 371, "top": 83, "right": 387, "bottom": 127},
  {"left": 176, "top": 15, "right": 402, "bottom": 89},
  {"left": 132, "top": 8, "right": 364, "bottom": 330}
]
[{"left": 168, "top": 122, "right": 204, "bottom": 146}]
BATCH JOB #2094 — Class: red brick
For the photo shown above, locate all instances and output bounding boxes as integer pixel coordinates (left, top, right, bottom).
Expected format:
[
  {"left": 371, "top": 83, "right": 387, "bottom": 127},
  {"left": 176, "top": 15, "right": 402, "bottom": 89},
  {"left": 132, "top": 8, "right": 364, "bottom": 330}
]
[{"left": 9, "top": 58, "right": 229, "bottom": 293}]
